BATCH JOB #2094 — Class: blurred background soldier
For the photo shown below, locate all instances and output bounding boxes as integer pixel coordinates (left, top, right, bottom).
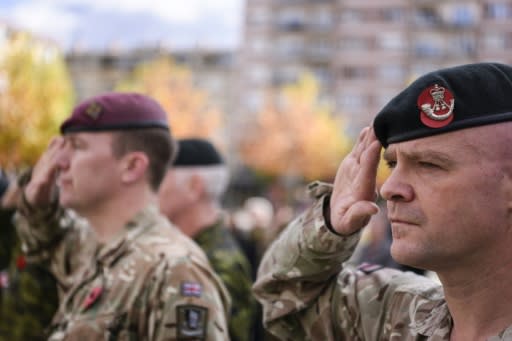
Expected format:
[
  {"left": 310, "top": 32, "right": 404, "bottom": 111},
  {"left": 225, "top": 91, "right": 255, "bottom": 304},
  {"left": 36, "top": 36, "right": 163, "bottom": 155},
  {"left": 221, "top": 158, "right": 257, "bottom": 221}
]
[
  {"left": 159, "top": 138, "right": 256, "bottom": 341},
  {"left": 0, "top": 170, "right": 58, "bottom": 340}
]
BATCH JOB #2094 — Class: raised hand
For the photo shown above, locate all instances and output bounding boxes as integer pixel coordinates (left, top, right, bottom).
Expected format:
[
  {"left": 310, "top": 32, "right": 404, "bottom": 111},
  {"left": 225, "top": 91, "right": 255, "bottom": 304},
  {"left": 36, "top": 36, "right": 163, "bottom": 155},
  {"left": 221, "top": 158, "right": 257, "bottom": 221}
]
[
  {"left": 24, "top": 137, "right": 66, "bottom": 208},
  {"left": 329, "top": 126, "right": 382, "bottom": 235}
]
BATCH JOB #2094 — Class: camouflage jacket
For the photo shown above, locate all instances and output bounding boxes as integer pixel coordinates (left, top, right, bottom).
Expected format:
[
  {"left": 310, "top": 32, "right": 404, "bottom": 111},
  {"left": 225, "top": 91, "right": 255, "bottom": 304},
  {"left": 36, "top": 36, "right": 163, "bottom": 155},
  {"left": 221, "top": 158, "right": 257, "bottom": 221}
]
[
  {"left": 194, "top": 220, "right": 256, "bottom": 341},
  {"left": 252, "top": 182, "right": 512, "bottom": 341},
  {"left": 15, "top": 203, "right": 231, "bottom": 340},
  {"left": 0, "top": 208, "right": 58, "bottom": 341}
]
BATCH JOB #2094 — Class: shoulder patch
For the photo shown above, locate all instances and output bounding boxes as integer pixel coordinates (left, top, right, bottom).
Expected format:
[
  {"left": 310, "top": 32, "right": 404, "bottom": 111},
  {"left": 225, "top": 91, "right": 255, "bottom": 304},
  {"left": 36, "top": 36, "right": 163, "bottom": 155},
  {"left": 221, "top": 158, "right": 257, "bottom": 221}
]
[
  {"left": 176, "top": 305, "right": 208, "bottom": 339},
  {"left": 357, "top": 262, "right": 384, "bottom": 274},
  {"left": 181, "top": 281, "right": 202, "bottom": 297}
]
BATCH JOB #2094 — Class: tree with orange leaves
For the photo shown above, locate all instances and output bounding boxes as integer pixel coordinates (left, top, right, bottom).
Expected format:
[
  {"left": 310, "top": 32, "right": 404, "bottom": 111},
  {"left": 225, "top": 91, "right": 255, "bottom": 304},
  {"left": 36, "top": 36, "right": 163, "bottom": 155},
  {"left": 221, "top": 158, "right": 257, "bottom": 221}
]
[
  {"left": 115, "top": 57, "right": 224, "bottom": 143},
  {"left": 239, "top": 73, "right": 352, "bottom": 182},
  {"left": 0, "top": 31, "right": 74, "bottom": 169}
]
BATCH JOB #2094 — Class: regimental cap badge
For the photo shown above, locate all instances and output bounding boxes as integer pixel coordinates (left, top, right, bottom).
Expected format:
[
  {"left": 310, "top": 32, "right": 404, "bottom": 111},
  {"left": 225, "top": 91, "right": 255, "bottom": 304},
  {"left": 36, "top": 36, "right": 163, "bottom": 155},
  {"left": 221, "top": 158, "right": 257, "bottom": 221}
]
[
  {"left": 85, "top": 101, "right": 102, "bottom": 120},
  {"left": 417, "top": 84, "right": 455, "bottom": 128}
]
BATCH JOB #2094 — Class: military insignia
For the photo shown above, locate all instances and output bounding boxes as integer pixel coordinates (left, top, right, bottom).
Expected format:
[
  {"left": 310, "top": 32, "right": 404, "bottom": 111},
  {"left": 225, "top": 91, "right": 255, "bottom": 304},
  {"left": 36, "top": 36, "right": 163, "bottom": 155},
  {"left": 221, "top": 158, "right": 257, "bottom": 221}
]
[
  {"left": 357, "top": 262, "right": 383, "bottom": 274},
  {"left": 85, "top": 101, "right": 102, "bottom": 120},
  {"left": 181, "top": 281, "right": 202, "bottom": 297},
  {"left": 176, "top": 305, "right": 208, "bottom": 339},
  {"left": 417, "top": 84, "right": 455, "bottom": 128},
  {"left": 82, "top": 285, "right": 103, "bottom": 310}
]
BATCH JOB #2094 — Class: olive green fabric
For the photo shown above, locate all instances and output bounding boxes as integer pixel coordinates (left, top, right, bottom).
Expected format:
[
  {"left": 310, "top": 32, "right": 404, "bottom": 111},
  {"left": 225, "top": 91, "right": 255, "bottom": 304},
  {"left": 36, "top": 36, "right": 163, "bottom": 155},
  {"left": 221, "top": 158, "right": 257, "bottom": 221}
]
[
  {"left": 0, "top": 208, "right": 58, "bottom": 341},
  {"left": 194, "top": 220, "right": 257, "bottom": 341}
]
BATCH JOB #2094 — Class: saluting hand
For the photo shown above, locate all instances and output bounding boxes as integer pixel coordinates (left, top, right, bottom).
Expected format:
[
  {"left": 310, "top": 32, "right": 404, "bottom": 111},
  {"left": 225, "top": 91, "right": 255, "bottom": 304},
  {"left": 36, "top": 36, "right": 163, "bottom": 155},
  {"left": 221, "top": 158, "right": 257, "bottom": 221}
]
[
  {"left": 24, "top": 137, "right": 66, "bottom": 208},
  {"left": 330, "top": 126, "right": 382, "bottom": 235}
]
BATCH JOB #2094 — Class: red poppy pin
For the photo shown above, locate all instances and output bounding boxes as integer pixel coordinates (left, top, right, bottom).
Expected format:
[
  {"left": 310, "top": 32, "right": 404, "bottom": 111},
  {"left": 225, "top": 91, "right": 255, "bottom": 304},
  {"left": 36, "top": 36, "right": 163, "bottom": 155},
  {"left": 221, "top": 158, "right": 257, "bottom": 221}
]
[
  {"left": 16, "top": 255, "right": 26, "bottom": 271},
  {"left": 82, "top": 286, "right": 103, "bottom": 310},
  {"left": 417, "top": 84, "right": 455, "bottom": 128}
]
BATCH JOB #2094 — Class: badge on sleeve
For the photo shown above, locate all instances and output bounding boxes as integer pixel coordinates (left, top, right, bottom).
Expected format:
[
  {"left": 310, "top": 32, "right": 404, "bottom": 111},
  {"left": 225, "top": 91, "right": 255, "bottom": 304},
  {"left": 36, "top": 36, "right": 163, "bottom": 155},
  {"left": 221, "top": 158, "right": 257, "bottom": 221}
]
[
  {"left": 181, "top": 281, "right": 202, "bottom": 297},
  {"left": 176, "top": 305, "right": 208, "bottom": 339},
  {"left": 357, "top": 262, "right": 383, "bottom": 274}
]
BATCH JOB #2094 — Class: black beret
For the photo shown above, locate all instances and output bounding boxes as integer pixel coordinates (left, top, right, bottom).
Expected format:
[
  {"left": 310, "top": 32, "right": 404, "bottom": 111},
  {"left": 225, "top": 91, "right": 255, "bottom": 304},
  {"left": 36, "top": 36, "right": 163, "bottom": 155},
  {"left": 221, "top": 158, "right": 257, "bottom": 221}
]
[
  {"left": 60, "top": 92, "right": 169, "bottom": 134},
  {"left": 374, "top": 62, "right": 512, "bottom": 148},
  {"left": 173, "top": 138, "right": 224, "bottom": 167}
]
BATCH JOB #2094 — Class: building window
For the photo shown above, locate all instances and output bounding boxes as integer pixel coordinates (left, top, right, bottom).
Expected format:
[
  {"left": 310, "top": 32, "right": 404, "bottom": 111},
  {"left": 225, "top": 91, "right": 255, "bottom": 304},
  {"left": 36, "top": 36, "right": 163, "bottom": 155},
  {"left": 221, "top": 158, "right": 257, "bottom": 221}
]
[
  {"left": 341, "top": 66, "right": 371, "bottom": 80},
  {"left": 249, "top": 6, "right": 272, "bottom": 25},
  {"left": 376, "top": 65, "right": 405, "bottom": 80},
  {"left": 339, "top": 37, "right": 371, "bottom": 51},
  {"left": 485, "top": 3, "right": 512, "bottom": 19},
  {"left": 413, "top": 7, "right": 440, "bottom": 26},
  {"left": 483, "top": 32, "right": 507, "bottom": 49},
  {"left": 378, "top": 32, "right": 406, "bottom": 50},
  {"left": 340, "top": 9, "right": 364, "bottom": 23},
  {"left": 380, "top": 7, "right": 404, "bottom": 23},
  {"left": 276, "top": 8, "right": 306, "bottom": 31}
]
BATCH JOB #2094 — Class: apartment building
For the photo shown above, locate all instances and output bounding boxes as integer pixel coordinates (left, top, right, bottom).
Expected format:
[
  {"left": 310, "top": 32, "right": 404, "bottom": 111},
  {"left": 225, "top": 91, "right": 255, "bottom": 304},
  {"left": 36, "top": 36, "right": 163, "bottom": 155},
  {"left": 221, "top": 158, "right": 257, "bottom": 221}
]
[
  {"left": 66, "top": 47, "right": 235, "bottom": 116},
  {"left": 238, "top": 0, "right": 512, "bottom": 135}
]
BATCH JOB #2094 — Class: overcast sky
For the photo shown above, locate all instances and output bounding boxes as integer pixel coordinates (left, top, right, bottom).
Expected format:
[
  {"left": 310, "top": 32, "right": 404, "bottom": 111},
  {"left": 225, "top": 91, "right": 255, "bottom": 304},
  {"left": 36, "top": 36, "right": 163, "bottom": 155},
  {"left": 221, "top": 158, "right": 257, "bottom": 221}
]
[{"left": 0, "top": 0, "right": 244, "bottom": 51}]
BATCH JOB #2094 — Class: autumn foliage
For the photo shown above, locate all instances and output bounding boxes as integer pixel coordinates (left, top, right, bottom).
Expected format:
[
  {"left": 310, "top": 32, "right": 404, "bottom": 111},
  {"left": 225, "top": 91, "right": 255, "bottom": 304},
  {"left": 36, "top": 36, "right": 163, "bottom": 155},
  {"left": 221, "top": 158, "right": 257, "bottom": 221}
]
[
  {"left": 115, "top": 57, "right": 223, "bottom": 143},
  {"left": 0, "top": 32, "right": 74, "bottom": 169},
  {"left": 239, "top": 74, "right": 352, "bottom": 182}
]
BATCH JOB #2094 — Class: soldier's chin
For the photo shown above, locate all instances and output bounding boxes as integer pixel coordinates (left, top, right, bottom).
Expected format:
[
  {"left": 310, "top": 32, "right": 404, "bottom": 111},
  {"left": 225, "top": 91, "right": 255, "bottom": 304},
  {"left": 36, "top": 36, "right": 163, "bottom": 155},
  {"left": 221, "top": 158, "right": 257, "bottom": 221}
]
[{"left": 58, "top": 193, "right": 75, "bottom": 209}]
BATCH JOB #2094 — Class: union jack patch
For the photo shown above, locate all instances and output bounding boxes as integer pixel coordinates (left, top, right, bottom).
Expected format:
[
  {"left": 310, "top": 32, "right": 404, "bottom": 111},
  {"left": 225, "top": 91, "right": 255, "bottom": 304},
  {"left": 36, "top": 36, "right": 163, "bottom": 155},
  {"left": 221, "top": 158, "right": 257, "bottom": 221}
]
[{"left": 181, "top": 282, "right": 202, "bottom": 297}]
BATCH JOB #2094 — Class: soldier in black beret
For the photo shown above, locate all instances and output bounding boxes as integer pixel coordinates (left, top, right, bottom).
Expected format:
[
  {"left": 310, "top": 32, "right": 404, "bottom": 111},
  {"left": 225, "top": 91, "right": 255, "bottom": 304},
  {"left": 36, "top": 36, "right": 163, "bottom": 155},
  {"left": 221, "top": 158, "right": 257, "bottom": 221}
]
[
  {"left": 15, "top": 92, "right": 231, "bottom": 340},
  {"left": 254, "top": 62, "right": 512, "bottom": 340},
  {"left": 159, "top": 138, "right": 257, "bottom": 341}
]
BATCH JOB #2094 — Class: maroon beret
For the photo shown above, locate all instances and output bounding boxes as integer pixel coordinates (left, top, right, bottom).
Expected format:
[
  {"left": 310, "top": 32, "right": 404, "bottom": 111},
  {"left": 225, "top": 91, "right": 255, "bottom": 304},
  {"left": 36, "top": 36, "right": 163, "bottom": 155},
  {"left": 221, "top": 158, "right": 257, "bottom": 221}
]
[{"left": 60, "top": 92, "right": 169, "bottom": 134}]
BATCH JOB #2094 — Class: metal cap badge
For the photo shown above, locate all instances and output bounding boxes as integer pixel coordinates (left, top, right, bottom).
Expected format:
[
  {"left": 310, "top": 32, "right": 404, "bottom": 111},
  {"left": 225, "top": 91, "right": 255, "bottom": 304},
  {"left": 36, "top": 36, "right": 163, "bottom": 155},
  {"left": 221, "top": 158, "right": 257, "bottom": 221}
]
[{"left": 418, "top": 84, "right": 455, "bottom": 128}]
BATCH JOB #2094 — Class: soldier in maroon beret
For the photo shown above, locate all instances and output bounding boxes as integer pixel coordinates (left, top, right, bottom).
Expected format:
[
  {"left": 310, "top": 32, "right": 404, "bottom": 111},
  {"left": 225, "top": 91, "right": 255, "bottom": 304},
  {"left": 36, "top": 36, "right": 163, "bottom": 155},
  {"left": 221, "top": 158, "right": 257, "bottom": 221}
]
[
  {"left": 254, "top": 62, "right": 512, "bottom": 340},
  {"left": 16, "top": 92, "right": 230, "bottom": 340}
]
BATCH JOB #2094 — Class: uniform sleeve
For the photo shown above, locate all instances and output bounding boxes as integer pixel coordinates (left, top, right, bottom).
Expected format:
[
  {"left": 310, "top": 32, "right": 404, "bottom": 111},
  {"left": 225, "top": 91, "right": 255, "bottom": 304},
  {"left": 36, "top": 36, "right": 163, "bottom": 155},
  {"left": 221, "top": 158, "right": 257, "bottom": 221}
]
[
  {"left": 14, "top": 196, "right": 95, "bottom": 295},
  {"left": 252, "top": 183, "right": 430, "bottom": 340},
  {"left": 140, "top": 251, "right": 231, "bottom": 341}
]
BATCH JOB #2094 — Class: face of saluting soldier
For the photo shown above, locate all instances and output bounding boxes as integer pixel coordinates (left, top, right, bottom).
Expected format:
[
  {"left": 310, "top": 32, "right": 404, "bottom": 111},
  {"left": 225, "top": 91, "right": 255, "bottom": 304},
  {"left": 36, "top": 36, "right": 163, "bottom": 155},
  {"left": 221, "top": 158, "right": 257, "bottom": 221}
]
[
  {"left": 57, "top": 131, "right": 127, "bottom": 215},
  {"left": 380, "top": 122, "right": 512, "bottom": 274}
]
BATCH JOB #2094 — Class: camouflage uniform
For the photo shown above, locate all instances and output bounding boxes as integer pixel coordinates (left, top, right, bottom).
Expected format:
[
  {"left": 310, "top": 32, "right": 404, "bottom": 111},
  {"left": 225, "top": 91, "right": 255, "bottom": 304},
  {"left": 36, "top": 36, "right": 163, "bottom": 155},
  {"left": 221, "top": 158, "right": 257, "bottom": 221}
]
[
  {"left": 15, "top": 201, "right": 231, "bottom": 340},
  {"left": 0, "top": 207, "right": 58, "bottom": 341},
  {"left": 253, "top": 182, "right": 512, "bottom": 340},
  {"left": 193, "top": 220, "right": 256, "bottom": 341}
]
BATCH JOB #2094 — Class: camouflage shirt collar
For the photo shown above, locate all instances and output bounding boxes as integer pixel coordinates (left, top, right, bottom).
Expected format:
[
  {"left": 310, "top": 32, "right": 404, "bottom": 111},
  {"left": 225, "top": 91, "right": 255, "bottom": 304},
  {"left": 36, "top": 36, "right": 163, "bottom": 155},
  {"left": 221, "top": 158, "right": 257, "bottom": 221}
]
[
  {"left": 411, "top": 300, "right": 452, "bottom": 337},
  {"left": 96, "top": 204, "right": 160, "bottom": 267}
]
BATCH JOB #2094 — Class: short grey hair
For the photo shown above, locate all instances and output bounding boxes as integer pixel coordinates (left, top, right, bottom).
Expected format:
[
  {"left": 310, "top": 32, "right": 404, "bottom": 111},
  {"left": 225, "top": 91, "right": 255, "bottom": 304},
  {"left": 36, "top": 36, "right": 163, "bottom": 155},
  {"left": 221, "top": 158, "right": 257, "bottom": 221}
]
[{"left": 174, "top": 165, "right": 230, "bottom": 200}]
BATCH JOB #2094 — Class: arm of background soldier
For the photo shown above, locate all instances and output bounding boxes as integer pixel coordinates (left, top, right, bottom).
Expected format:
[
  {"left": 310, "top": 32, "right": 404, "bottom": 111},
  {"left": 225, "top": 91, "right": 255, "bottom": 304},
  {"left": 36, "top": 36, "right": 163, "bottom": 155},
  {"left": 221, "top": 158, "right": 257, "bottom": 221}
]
[{"left": 140, "top": 249, "right": 231, "bottom": 340}]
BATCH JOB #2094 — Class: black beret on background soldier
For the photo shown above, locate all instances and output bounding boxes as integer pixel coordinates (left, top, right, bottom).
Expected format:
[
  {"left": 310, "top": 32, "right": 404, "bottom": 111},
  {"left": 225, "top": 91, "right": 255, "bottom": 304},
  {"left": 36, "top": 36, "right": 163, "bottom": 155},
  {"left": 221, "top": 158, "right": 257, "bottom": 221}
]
[
  {"left": 253, "top": 63, "right": 512, "bottom": 340},
  {"left": 15, "top": 92, "right": 231, "bottom": 340},
  {"left": 159, "top": 138, "right": 257, "bottom": 341}
]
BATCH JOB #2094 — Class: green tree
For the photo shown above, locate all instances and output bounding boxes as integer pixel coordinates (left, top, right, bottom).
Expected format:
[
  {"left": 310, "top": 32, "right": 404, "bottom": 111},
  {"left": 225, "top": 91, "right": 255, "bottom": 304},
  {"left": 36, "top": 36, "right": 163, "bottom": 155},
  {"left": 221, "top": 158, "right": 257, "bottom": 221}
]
[
  {"left": 239, "top": 73, "right": 352, "bottom": 182},
  {"left": 0, "top": 31, "right": 75, "bottom": 169}
]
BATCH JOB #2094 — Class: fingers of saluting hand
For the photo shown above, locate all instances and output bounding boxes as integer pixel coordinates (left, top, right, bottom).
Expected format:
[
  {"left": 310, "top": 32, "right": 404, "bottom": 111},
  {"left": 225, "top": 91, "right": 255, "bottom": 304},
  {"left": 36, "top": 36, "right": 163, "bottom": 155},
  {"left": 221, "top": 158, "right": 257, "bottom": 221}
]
[
  {"left": 25, "top": 136, "right": 66, "bottom": 207},
  {"left": 330, "top": 127, "right": 382, "bottom": 235}
]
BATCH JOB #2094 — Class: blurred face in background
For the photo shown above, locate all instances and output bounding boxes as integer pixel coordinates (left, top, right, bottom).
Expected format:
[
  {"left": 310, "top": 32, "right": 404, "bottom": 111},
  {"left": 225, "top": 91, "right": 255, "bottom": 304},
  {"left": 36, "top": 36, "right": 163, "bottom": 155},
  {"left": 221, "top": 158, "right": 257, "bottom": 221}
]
[{"left": 158, "top": 168, "right": 198, "bottom": 221}]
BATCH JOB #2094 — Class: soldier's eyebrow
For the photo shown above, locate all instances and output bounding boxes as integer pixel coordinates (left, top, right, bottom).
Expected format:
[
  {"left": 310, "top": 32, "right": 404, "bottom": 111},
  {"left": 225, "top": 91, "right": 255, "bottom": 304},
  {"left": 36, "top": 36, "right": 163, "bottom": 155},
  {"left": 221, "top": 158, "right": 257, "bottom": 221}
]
[{"left": 383, "top": 147, "right": 455, "bottom": 166}]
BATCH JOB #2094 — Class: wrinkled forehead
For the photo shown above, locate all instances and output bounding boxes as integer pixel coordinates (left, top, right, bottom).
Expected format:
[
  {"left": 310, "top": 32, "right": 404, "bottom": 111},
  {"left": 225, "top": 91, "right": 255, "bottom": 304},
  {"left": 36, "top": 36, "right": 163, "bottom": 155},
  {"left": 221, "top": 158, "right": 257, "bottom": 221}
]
[{"left": 384, "top": 123, "right": 509, "bottom": 162}]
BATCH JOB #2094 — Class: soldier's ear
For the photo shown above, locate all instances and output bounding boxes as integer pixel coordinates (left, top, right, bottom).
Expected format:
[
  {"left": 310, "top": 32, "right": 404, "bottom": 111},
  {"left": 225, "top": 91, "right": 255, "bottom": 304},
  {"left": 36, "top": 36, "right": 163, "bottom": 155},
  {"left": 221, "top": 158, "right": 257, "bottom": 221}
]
[
  {"left": 120, "top": 152, "right": 149, "bottom": 185},
  {"left": 188, "top": 173, "right": 205, "bottom": 199}
]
